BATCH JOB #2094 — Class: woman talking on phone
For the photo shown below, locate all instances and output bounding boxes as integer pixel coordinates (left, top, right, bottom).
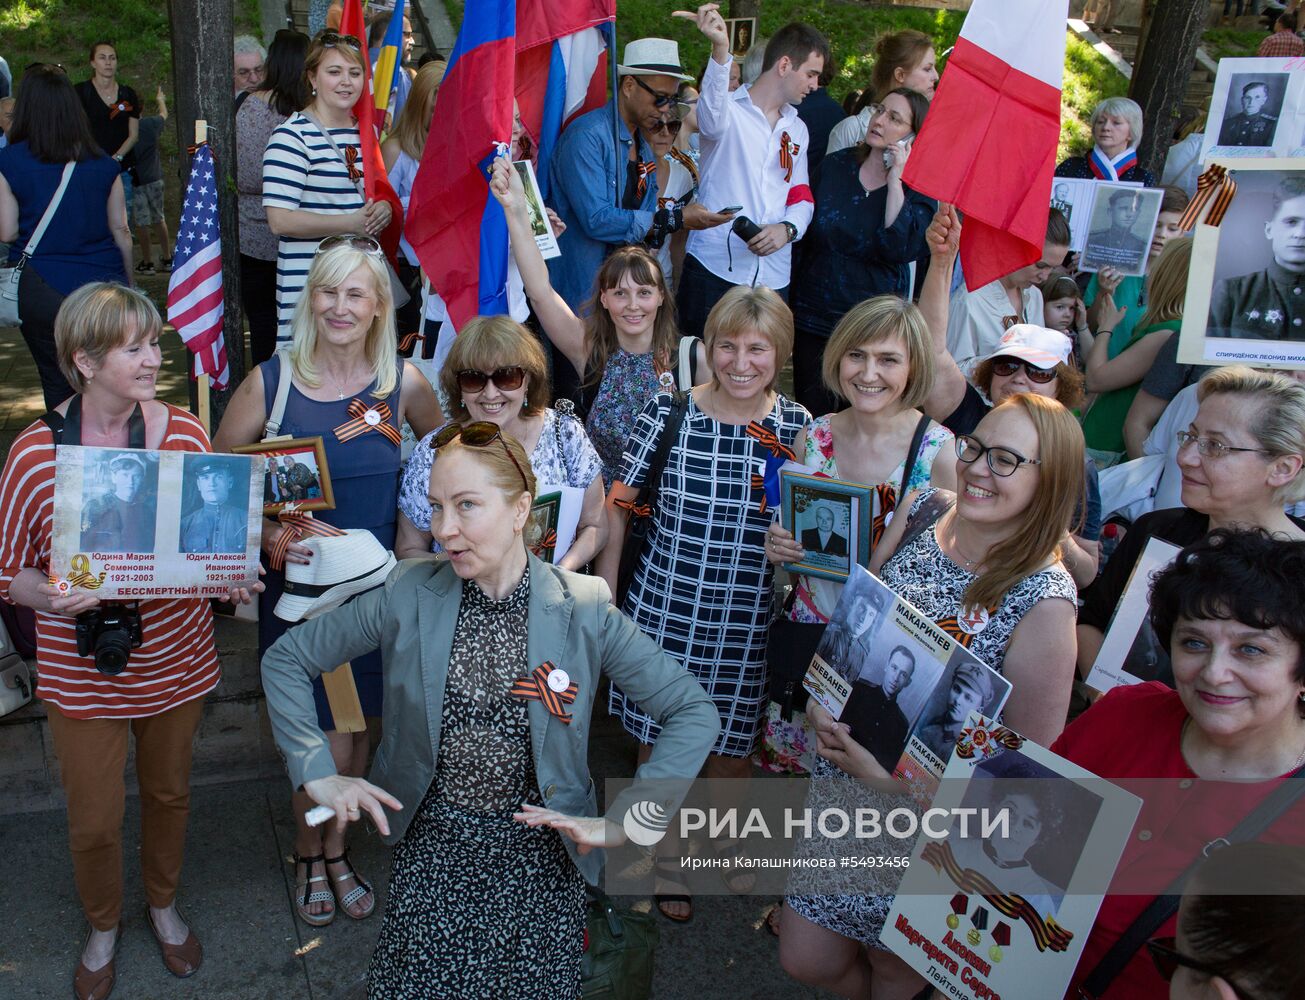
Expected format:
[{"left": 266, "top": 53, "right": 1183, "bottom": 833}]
[{"left": 788, "top": 87, "right": 933, "bottom": 416}]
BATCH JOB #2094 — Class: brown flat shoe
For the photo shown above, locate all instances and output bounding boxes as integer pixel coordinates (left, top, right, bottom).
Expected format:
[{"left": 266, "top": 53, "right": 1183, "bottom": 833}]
[
  {"left": 73, "top": 924, "right": 122, "bottom": 1000},
  {"left": 146, "top": 907, "right": 202, "bottom": 978}
]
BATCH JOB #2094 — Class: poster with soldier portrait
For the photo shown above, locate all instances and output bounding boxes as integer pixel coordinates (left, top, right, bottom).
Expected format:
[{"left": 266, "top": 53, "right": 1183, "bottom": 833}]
[
  {"left": 1078, "top": 183, "right": 1164, "bottom": 276},
  {"left": 1201, "top": 58, "right": 1305, "bottom": 162},
  {"left": 50, "top": 445, "right": 264, "bottom": 598}
]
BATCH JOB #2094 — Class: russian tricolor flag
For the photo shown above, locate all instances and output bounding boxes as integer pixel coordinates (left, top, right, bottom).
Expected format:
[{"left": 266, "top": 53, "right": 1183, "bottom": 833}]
[
  {"left": 902, "top": 0, "right": 1068, "bottom": 291},
  {"left": 407, "top": 0, "right": 613, "bottom": 329}
]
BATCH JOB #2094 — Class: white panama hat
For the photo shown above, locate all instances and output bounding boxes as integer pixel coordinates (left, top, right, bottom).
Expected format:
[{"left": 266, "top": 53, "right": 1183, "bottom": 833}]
[
  {"left": 274, "top": 528, "right": 397, "bottom": 623},
  {"left": 617, "top": 38, "right": 694, "bottom": 81},
  {"left": 978, "top": 324, "right": 1072, "bottom": 371}
]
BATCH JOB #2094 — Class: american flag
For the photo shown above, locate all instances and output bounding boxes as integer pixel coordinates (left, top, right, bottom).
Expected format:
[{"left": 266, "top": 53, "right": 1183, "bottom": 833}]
[{"left": 167, "top": 143, "right": 230, "bottom": 389}]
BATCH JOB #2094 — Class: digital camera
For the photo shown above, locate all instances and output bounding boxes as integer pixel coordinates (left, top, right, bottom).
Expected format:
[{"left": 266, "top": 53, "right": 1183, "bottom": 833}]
[{"left": 75, "top": 603, "right": 143, "bottom": 676}]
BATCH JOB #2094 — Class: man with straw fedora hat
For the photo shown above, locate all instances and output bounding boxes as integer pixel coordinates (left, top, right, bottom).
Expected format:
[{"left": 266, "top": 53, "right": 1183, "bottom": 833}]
[{"left": 548, "top": 36, "right": 737, "bottom": 311}]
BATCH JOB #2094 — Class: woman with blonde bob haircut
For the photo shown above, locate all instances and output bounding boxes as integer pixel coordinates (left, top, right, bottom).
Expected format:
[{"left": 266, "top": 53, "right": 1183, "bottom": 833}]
[
  {"left": 599, "top": 283, "right": 810, "bottom": 922},
  {"left": 782, "top": 392, "right": 1083, "bottom": 1000},
  {"left": 397, "top": 313, "right": 608, "bottom": 571},
  {"left": 214, "top": 239, "right": 441, "bottom": 928},
  {"left": 763, "top": 296, "right": 955, "bottom": 772}
]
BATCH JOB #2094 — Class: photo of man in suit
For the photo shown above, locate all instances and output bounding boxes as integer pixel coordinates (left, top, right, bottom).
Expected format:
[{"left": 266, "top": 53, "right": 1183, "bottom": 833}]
[
  {"left": 839, "top": 644, "right": 917, "bottom": 772},
  {"left": 800, "top": 502, "right": 848, "bottom": 556}
]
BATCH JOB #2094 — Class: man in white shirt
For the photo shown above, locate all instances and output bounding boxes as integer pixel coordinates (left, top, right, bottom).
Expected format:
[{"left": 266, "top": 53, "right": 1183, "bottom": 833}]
[
  {"left": 674, "top": 4, "right": 827, "bottom": 337},
  {"left": 946, "top": 208, "right": 1071, "bottom": 369}
]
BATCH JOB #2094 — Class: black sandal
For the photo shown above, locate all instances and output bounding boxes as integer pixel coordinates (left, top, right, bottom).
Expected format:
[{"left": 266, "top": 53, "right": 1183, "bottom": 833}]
[
  {"left": 293, "top": 853, "right": 335, "bottom": 926},
  {"left": 652, "top": 856, "right": 693, "bottom": 924},
  {"left": 325, "top": 849, "right": 375, "bottom": 920},
  {"left": 717, "top": 839, "right": 756, "bottom": 894}
]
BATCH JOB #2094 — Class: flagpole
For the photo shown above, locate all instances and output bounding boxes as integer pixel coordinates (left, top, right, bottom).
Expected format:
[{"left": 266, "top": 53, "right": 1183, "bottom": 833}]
[
  {"left": 607, "top": 23, "right": 621, "bottom": 210},
  {"left": 193, "top": 119, "right": 212, "bottom": 433}
]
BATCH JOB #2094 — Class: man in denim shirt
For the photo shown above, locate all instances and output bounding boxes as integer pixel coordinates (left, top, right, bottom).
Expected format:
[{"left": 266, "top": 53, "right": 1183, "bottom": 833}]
[{"left": 548, "top": 37, "right": 734, "bottom": 310}]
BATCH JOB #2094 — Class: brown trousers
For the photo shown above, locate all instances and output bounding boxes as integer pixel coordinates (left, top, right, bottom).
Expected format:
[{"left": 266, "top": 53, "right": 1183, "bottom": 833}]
[{"left": 45, "top": 696, "right": 206, "bottom": 930}]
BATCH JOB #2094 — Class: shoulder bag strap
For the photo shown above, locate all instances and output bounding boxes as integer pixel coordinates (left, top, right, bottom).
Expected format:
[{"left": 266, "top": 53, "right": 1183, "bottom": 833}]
[
  {"left": 262, "top": 350, "right": 294, "bottom": 441},
  {"left": 899, "top": 414, "right": 932, "bottom": 495},
  {"left": 897, "top": 490, "right": 955, "bottom": 554},
  {"left": 1079, "top": 766, "right": 1305, "bottom": 999},
  {"left": 552, "top": 399, "right": 578, "bottom": 483},
  {"left": 301, "top": 111, "right": 365, "bottom": 198},
  {"left": 640, "top": 391, "right": 689, "bottom": 511},
  {"left": 677, "top": 336, "right": 700, "bottom": 391},
  {"left": 21, "top": 161, "right": 76, "bottom": 260}
]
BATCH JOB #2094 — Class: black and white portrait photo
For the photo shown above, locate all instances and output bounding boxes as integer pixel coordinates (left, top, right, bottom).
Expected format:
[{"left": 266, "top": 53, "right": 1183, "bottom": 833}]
[
  {"left": 800, "top": 500, "right": 849, "bottom": 557},
  {"left": 911, "top": 658, "right": 1010, "bottom": 765},
  {"left": 178, "top": 454, "right": 251, "bottom": 554},
  {"left": 79, "top": 450, "right": 159, "bottom": 553},
  {"left": 1080, "top": 184, "right": 1163, "bottom": 276},
  {"left": 1217, "top": 73, "right": 1287, "bottom": 149},
  {"left": 793, "top": 489, "right": 856, "bottom": 577},
  {"left": 817, "top": 571, "right": 890, "bottom": 685},
  {"left": 839, "top": 630, "right": 943, "bottom": 773}
]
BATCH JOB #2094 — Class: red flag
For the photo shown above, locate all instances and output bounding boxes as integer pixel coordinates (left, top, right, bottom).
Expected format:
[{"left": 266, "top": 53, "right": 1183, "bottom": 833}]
[
  {"left": 339, "top": 0, "right": 404, "bottom": 263},
  {"left": 902, "top": 0, "right": 1068, "bottom": 290}
]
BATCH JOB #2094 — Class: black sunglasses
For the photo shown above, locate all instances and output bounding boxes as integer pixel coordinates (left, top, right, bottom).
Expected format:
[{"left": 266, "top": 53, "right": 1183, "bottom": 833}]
[
  {"left": 431, "top": 421, "right": 530, "bottom": 491},
  {"left": 318, "top": 32, "right": 362, "bottom": 50},
  {"left": 955, "top": 434, "right": 1041, "bottom": 477},
  {"left": 1146, "top": 938, "right": 1251, "bottom": 999},
  {"left": 990, "top": 356, "right": 1057, "bottom": 384},
  {"left": 649, "top": 118, "right": 683, "bottom": 135},
  {"left": 631, "top": 75, "right": 677, "bottom": 108},
  {"left": 455, "top": 366, "right": 526, "bottom": 394}
]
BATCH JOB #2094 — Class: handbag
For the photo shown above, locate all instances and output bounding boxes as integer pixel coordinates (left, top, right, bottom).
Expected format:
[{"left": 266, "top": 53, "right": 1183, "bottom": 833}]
[
  {"left": 615, "top": 391, "right": 688, "bottom": 606},
  {"left": 0, "top": 606, "right": 33, "bottom": 718},
  {"left": 1077, "top": 763, "right": 1305, "bottom": 998},
  {"left": 0, "top": 161, "right": 75, "bottom": 326},
  {"left": 580, "top": 886, "right": 659, "bottom": 1000}
]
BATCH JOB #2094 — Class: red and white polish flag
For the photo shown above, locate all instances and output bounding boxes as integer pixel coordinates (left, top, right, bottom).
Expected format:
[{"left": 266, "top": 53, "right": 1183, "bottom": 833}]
[{"left": 902, "top": 0, "right": 1068, "bottom": 291}]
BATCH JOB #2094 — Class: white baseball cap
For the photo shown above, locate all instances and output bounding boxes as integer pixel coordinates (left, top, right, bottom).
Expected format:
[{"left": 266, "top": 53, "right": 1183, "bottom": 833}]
[
  {"left": 979, "top": 324, "right": 1071, "bottom": 370},
  {"left": 275, "top": 529, "right": 397, "bottom": 623}
]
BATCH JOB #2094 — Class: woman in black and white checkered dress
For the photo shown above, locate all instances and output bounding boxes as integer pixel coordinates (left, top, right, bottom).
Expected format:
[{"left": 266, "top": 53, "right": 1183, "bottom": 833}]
[{"left": 598, "top": 285, "right": 809, "bottom": 918}]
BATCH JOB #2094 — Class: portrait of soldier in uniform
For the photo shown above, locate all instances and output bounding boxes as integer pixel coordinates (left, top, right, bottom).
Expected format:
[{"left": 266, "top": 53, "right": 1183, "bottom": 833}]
[
  {"left": 1081, "top": 187, "right": 1159, "bottom": 274},
  {"left": 1217, "top": 78, "right": 1282, "bottom": 148},
  {"left": 1209, "top": 175, "right": 1305, "bottom": 342},
  {"left": 81, "top": 452, "right": 157, "bottom": 553},
  {"left": 179, "top": 457, "right": 249, "bottom": 554}
]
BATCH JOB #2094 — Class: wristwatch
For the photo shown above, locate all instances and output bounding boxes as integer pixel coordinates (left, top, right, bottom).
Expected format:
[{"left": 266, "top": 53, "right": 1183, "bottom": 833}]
[
  {"left": 113, "top": 154, "right": 123, "bottom": 162},
  {"left": 781, "top": 221, "right": 798, "bottom": 243}
]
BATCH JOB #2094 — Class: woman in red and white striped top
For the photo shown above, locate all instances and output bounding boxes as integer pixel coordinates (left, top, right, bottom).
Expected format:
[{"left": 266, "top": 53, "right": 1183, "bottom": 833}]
[{"left": 0, "top": 282, "right": 258, "bottom": 1000}]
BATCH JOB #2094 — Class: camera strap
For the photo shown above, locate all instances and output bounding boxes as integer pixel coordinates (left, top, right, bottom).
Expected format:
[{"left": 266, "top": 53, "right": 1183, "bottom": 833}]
[{"left": 40, "top": 394, "right": 146, "bottom": 448}]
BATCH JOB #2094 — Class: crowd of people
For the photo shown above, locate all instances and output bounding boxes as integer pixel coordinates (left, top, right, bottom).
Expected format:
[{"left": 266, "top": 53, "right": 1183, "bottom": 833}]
[{"left": 1, "top": 3, "right": 1304, "bottom": 999}]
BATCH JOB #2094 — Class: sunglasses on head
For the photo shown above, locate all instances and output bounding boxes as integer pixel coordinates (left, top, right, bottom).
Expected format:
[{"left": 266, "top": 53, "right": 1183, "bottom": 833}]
[
  {"left": 990, "top": 356, "right": 1058, "bottom": 384},
  {"left": 431, "top": 421, "right": 530, "bottom": 491},
  {"left": 316, "top": 234, "right": 383, "bottom": 257},
  {"left": 649, "top": 118, "right": 683, "bottom": 136},
  {"left": 456, "top": 366, "right": 526, "bottom": 394},
  {"left": 318, "top": 31, "right": 362, "bottom": 50},
  {"left": 631, "top": 75, "right": 677, "bottom": 108}
]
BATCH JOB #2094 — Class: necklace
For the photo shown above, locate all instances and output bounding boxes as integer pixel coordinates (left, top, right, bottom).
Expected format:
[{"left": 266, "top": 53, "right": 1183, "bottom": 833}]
[
  {"left": 948, "top": 513, "right": 984, "bottom": 571},
  {"left": 323, "top": 364, "right": 362, "bottom": 400}
]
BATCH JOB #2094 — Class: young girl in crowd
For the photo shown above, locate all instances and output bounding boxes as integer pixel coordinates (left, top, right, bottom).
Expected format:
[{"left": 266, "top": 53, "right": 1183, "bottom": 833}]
[{"left": 1040, "top": 271, "right": 1092, "bottom": 365}]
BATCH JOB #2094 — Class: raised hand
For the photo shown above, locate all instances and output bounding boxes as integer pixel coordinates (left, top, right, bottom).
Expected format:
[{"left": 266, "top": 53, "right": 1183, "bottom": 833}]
[
  {"left": 672, "top": 3, "right": 730, "bottom": 53},
  {"left": 926, "top": 202, "right": 961, "bottom": 260}
]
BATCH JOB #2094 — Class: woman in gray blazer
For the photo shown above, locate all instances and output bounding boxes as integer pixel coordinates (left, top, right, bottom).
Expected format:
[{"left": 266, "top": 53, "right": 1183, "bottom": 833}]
[{"left": 261, "top": 422, "right": 720, "bottom": 998}]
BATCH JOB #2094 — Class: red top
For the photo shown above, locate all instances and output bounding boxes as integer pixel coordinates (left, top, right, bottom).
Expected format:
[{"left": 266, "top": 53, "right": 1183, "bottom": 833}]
[
  {"left": 0, "top": 405, "right": 221, "bottom": 719},
  {"left": 1053, "top": 682, "right": 1305, "bottom": 999}
]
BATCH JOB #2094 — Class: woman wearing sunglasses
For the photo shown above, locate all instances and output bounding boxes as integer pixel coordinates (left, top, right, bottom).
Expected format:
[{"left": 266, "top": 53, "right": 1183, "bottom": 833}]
[
  {"left": 1076, "top": 368, "right": 1305, "bottom": 683},
  {"left": 487, "top": 157, "right": 707, "bottom": 487},
  {"left": 214, "top": 238, "right": 442, "bottom": 926},
  {"left": 789, "top": 87, "right": 934, "bottom": 417},
  {"left": 262, "top": 31, "right": 394, "bottom": 341},
  {"left": 261, "top": 422, "right": 718, "bottom": 996},
  {"left": 643, "top": 111, "right": 699, "bottom": 291},
  {"left": 779, "top": 392, "right": 1082, "bottom": 1000},
  {"left": 1055, "top": 530, "right": 1305, "bottom": 998},
  {"left": 396, "top": 315, "right": 607, "bottom": 568},
  {"left": 920, "top": 203, "right": 1103, "bottom": 586}
]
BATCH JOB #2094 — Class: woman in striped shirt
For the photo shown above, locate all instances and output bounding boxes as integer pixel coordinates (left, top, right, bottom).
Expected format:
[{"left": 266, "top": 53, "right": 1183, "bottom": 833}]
[
  {"left": 263, "top": 31, "right": 391, "bottom": 343},
  {"left": 0, "top": 284, "right": 259, "bottom": 999}
]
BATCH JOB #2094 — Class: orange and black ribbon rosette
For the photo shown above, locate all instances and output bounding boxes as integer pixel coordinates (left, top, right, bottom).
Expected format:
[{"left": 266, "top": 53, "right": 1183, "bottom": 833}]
[
  {"left": 778, "top": 131, "right": 800, "bottom": 183},
  {"left": 510, "top": 661, "right": 579, "bottom": 725},
  {"left": 334, "top": 399, "right": 402, "bottom": 446},
  {"left": 267, "top": 514, "right": 347, "bottom": 571}
]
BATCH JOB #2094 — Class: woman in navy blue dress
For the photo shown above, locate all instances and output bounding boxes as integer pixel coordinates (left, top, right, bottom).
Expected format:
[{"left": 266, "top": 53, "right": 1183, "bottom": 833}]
[{"left": 215, "top": 238, "right": 442, "bottom": 926}]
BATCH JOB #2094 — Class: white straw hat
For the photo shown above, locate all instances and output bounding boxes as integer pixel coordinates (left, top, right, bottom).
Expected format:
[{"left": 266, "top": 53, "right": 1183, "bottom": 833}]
[
  {"left": 617, "top": 38, "right": 693, "bottom": 81},
  {"left": 979, "top": 324, "right": 1072, "bottom": 370},
  {"left": 274, "top": 529, "right": 397, "bottom": 623}
]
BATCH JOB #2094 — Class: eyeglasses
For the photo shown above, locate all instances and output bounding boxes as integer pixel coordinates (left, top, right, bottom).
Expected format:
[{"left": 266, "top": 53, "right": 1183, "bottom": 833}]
[
  {"left": 316, "top": 234, "right": 383, "bottom": 257},
  {"left": 870, "top": 106, "right": 911, "bottom": 129},
  {"left": 955, "top": 435, "right": 1042, "bottom": 477},
  {"left": 1145, "top": 939, "right": 1251, "bottom": 999},
  {"left": 1175, "top": 430, "right": 1270, "bottom": 460},
  {"left": 431, "top": 421, "right": 530, "bottom": 491},
  {"left": 318, "top": 32, "right": 362, "bottom": 50},
  {"left": 455, "top": 366, "right": 527, "bottom": 394},
  {"left": 631, "top": 75, "right": 677, "bottom": 108},
  {"left": 990, "top": 356, "right": 1058, "bottom": 384},
  {"left": 649, "top": 118, "right": 683, "bottom": 136}
]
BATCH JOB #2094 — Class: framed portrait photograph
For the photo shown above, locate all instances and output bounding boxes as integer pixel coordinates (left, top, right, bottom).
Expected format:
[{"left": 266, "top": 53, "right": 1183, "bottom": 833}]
[
  {"left": 1085, "top": 537, "right": 1180, "bottom": 692},
  {"left": 231, "top": 436, "right": 334, "bottom": 516},
  {"left": 512, "top": 159, "right": 561, "bottom": 260},
  {"left": 779, "top": 470, "right": 873, "bottom": 582},
  {"left": 527, "top": 490, "right": 562, "bottom": 563},
  {"left": 1201, "top": 59, "right": 1305, "bottom": 162},
  {"left": 1078, "top": 183, "right": 1164, "bottom": 276},
  {"left": 1177, "top": 159, "right": 1305, "bottom": 369},
  {"left": 1049, "top": 177, "right": 1139, "bottom": 255},
  {"left": 725, "top": 16, "right": 757, "bottom": 56}
]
